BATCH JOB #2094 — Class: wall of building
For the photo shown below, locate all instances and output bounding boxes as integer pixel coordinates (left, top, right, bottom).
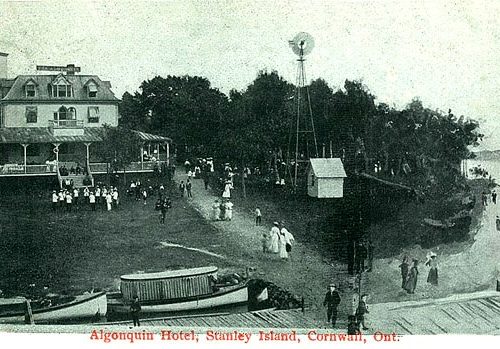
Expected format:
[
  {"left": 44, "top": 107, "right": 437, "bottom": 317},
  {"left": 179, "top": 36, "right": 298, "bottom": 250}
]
[
  {"left": 317, "top": 178, "right": 344, "bottom": 198},
  {"left": 2, "top": 103, "right": 118, "bottom": 127}
]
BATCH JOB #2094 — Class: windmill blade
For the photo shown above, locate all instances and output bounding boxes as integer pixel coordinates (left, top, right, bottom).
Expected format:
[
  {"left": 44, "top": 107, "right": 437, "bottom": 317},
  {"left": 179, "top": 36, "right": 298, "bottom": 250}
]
[{"left": 290, "top": 32, "right": 315, "bottom": 56}]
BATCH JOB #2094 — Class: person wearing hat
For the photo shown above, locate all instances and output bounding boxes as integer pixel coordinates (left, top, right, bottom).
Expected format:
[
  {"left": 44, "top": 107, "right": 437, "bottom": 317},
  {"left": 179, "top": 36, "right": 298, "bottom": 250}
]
[
  {"left": 269, "top": 222, "right": 280, "bottom": 254},
  {"left": 323, "top": 283, "right": 341, "bottom": 327},
  {"left": 425, "top": 252, "right": 438, "bottom": 286},
  {"left": 51, "top": 190, "right": 58, "bottom": 212}
]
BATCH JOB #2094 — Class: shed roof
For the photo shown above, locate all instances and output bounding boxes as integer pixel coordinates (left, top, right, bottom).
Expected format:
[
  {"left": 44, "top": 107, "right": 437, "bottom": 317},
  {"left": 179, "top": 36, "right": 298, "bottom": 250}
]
[
  {"left": 0, "top": 127, "right": 171, "bottom": 144},
  {"left": 309, "top": 158, "right": 347, "bottom": 178}
]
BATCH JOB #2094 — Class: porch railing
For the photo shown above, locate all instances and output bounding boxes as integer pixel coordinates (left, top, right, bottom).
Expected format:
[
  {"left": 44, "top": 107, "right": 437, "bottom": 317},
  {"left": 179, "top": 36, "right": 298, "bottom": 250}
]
[
  {"left": 0, "top": 164, "right": 57, "bottom": 175},
  {"left": 49, "top": 120, "right": 84, "bottom": 128},
  {"left": 89, "top": 161, "right": 163, "bottom": 174}
]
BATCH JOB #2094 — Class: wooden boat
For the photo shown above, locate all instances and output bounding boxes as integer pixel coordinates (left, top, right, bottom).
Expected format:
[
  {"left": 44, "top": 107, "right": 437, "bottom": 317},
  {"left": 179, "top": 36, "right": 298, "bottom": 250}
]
[
  {"left": 107, "top": 266, "right": 248, "bottom": 314},
  {"left": 0, "top": 291, "right": 107, "bottom": 324}
]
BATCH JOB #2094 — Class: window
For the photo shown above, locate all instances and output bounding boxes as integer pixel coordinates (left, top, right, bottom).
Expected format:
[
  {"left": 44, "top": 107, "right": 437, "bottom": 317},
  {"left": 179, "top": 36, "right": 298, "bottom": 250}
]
[
  {"left": 26, "top": 106, "right": 38, "bottom": 123},
  {"left": 54, "top": 84, "right": 72, "bottom": 98},
  {"left": 26, "top": 83, "right": 36, "bottom": 97},
  {"left": 68, "top": 107, "right": 77, "bottom": 120},
  {"left": 26, "top": 144, "right": 40, "bottom": 157},
  {"left": 311, "top": 174, "right": 315, "bottom": 186},
  {"left": 57, "top": 106, "right": 68, "bottom": 120},
  {"left": 88, "top": 106, "right": 99, "bottom": 123},
  {"left": 87, "top": 83, "right": 97, "bottom": 98}
]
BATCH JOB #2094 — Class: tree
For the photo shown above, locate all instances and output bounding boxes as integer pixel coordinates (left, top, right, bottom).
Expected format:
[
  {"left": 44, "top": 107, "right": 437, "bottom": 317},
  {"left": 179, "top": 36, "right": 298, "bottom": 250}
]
[{"left": 94, "top": 125, "right": 143, "bottom": 184}]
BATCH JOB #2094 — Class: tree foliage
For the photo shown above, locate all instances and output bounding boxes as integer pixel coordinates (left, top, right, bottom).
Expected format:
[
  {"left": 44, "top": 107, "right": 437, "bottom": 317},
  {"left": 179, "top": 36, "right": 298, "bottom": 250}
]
[{"left": 94, "top": 125, "right": 143, "bottom": 173}]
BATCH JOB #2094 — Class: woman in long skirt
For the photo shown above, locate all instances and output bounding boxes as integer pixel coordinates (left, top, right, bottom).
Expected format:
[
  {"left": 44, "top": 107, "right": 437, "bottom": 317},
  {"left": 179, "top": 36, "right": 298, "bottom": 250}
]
[
  {"left": 399, "top": 256, "right": 409, "bottom": 289},
  {"left": 211, "top": 200, "right": 221, "bottom": 221},
  {"left": 425, "top": 253, "right": 438, "bottom": 286},
  {"left": 404, "top": 259, "right": 419, "bottom": 294},
  {"left": 269, "top": 222, "right": 280, "bottom": 253},
  {"left": 278, "top": 231, "right": 289, "bottom": 260}
]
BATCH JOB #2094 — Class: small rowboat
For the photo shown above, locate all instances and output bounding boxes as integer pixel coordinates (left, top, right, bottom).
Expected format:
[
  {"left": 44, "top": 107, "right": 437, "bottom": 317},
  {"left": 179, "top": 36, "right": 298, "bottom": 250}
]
[
  {"left": 107, "top": 266, "right": 248, "bottom": 314},
  {"left": 0, "top": 291, "right": 107, "bottom": 324}
]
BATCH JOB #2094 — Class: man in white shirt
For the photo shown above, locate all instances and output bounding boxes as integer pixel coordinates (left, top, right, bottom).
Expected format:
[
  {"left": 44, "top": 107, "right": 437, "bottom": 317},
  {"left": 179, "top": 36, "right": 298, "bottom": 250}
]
[
  {"left": 65, "top": 192, "right": 73, "bottom": 212},
  {"left": 51, "top": 190, "right": 58, "bottom": 212},
  {"left": 89, "top": 192, "right": 96, "bottom": 211}
]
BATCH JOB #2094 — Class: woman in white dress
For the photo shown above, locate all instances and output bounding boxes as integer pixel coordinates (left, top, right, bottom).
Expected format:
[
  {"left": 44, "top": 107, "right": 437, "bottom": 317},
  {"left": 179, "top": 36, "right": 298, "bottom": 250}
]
[
  {"left": 211, "top": 200, "right": 221, "bottom": 221},
  {"left": 269, "top": 222, "right": 280, "bottom": 253},
  {"left": 225, "top": 200, "right": 233, "bottom": 221},
  {"left": 278, "top": 231, "right": 289, "bottom": 259},
  {"left": 222, "top": 181, "right": 231, "bottom": 199},
  {"left": 279, "top": 222, "right": 294, "bottom": 260}
]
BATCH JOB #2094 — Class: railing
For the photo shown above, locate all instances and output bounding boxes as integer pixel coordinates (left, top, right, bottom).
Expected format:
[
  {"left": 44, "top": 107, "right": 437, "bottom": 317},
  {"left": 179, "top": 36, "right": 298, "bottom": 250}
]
[
  {"left": 49, "top": 120, "right": 84, "bottom": 128},
  {"left": 0, "top": 164, "right": 57, "bottom": 175},
  {"left": 89, "top": 161, "right": 164, "bottom": 173},
  {"left": 0, "top": 161, "right": 166, "bottom": 176}
]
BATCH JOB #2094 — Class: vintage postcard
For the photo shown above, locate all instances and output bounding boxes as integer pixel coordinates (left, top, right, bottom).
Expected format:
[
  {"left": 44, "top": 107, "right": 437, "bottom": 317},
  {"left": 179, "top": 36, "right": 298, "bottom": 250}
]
[{"left": 1, "top": 0, "right": 499, "bottom": 348}]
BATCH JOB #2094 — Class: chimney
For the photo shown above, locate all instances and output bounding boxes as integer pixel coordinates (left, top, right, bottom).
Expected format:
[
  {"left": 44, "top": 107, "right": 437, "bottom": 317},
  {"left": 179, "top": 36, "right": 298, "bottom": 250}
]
[{"left": 0, "top": 52, "right": 8, "bottom": 79}]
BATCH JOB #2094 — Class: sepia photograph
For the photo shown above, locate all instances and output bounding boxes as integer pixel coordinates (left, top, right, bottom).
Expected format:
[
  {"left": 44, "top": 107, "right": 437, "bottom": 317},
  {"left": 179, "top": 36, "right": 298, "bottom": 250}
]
[{"left": 0, "top": 0, "right": 499, "bottom": 347}]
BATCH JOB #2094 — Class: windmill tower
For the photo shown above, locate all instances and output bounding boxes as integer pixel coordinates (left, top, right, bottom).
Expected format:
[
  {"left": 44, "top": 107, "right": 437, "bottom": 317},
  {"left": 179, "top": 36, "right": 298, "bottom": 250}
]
[{"left": 287, "top": 32, "right": 319, "bottom": 190}]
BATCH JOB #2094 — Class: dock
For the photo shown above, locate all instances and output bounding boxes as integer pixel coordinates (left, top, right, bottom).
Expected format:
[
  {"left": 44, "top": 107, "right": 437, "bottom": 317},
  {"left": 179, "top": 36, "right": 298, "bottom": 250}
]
[{"left": 105, "top": 309, "right": 321, "bottom": 329}]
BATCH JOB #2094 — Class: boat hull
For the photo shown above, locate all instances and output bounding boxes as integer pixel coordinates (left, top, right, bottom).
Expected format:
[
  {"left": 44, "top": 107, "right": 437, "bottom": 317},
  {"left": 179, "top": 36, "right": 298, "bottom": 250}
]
[
  {"left": 0, "top": 292, "right": 107, "bottom": 324},
  {"left": 108, "top": 284, "right": 248, "bottom": 314}
]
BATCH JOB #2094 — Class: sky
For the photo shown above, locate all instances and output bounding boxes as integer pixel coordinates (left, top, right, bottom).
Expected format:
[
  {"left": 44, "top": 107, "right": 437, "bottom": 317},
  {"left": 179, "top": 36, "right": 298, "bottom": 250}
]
[{"left": 1, "top": 0, "right": 499, "bottom": 149}]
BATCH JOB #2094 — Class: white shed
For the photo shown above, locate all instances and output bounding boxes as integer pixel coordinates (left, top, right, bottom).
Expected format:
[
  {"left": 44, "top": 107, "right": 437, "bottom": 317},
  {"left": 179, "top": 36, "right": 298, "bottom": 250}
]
[{"left": 307, "top": 158, "right": 347, "bottom": 198}]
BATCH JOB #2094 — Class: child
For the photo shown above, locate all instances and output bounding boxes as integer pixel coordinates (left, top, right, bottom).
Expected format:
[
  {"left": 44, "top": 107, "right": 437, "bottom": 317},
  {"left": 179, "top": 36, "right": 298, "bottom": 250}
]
[{"left": 255, "top": 207, "right": 262, "bottom": 226}]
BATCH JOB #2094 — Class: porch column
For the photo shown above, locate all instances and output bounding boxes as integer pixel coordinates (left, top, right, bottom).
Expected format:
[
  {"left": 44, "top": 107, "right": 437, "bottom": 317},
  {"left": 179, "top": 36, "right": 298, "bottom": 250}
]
[
  {"left": 84, "top": 143, "right": 91, "bottom": 168},
  {"left": 166, "top": 142, "right": 170, "bottom": 166},
  {"left": 148, "top": 143, "right": 151, "bottom": 157},
  {"left": 140, "top": 144, "right": 144, "bottom": 170},
  {"left": 21, "top": 144, "right": 28, "bottom": 173},
  {"left": 156, "top": 143, "right": 160, "bottom": 160}
]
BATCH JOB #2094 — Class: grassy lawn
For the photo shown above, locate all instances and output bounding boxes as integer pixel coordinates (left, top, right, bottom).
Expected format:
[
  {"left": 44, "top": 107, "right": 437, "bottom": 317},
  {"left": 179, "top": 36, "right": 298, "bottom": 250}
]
[{"left": 0, "top": 177, "right": 243, "bottom": 298}]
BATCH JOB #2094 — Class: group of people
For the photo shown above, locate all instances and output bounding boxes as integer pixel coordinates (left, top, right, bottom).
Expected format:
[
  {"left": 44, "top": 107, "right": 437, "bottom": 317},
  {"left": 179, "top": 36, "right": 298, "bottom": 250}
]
[
  {"left": 211, "top": 199, "right": 234, "bottom": 221},
  {"left": 322, "top": 283, "right": 370, "bottom": 333},
  {"left": 399, "top": 252, "right": 438, "bottom": 294},
  {"left": 262, "top": 221, "right": 295, "bottom": 260},
  {"left": 50, "top": 185, "right": 120, "bottom": 212}
]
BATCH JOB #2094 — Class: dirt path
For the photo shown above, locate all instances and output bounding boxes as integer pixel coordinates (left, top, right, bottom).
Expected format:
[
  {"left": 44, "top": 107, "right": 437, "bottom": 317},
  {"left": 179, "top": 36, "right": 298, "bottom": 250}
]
[
  {"left": 368, "top": 196, "right": 500, "bottom": 303},
  {"left": 175, "top": 172, "right": 352, "bottom": 327},
  {"left": 176, "top": 169, "right": 500, "bottom": 329}
]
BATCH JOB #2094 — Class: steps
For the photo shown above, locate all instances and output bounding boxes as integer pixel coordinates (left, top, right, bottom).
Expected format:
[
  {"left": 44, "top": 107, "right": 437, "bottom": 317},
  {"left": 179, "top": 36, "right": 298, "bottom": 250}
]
[{"left": 59, "top": 174, "right": 94, "bottom": 188}]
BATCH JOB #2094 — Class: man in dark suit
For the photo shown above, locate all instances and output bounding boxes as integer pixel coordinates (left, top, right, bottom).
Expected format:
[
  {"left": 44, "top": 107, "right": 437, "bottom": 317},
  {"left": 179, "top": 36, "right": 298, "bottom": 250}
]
[
  {"left": 130, "top": 296, "right": 141, "bottom": 327},
  {"left": 323, "top": 283, "right": 341, "bottom": 327}
]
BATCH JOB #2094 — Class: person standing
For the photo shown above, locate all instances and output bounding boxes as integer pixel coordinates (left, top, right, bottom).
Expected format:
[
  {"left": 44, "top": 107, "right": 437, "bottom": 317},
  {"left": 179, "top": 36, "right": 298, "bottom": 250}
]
[
  {"left": 269, "top": 222, "right": 280, "bottom": 254},
  {"left": 355, "top": 294, "right": 370, "bottom": 330},
  {"left": 493, "top": 190, "right": 497, "bottom": 204},
  {"left": 211, "top": 200, "right": 221, "bottom": 221},
  {"left": 106, "top": 192, "right": 113, "bottom": 211},
  {"left": 261, "top": 229, "right": 271, "bottom": 253},
  {"left": 279, "top": 222, "right": 295, "bottom": 260},
  {"left": 399, "top": 256, "right": 410, "bottom": 289},
  {"left": 404, "top": 259, "right": 419, "bottom": 294},
  {"left": 112, "top": 188, "right": 119, "bottom": 208},
  {"left": 89, "top": 191, "right": 96, "bottom": 211},
  {"left": 142, "top": 188, "right": 148, "bottom": 205},
  {"left": 225, "top": 200, "right": 233, "bottom": 221},
  {"left": 73, "top": 188, "right": 79, "bottom": 206},
  {"left": 255, "top": 207, "right": 262, "bottom": 226},
  {"left": 323, "top": 283, "right": 341, "bottom": 327},
  {"left": 65, "top": 191, "right": 73, "bottom": 212},
  {"left": 222, "top": 180, "right": 231, "bottom": 199},
  {"left": 95, "top": 186, "right": 101, "bottom": 207},
  {"left": 130, "top": 296, "right": 141, "bottom": 327},
  {"left": 51, "top": 190, "right": 58, "bottom": 212},
  {"left": 179, "top": 181, "right": 186, "bottom": 198},
  {"left": 219, "top": 200, "right": 226, "bottom": 221},
  {"left": 425, "top": 252, "right": 438, "bottom": 286},
  {"left": 186, "top": 180, "right": 193, "bottom": 198}
]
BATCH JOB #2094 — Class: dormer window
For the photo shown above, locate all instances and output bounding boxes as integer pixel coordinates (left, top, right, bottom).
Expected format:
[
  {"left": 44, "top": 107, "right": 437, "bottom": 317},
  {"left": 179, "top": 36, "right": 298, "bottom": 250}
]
[
  {"left": 87, "top": 82, "right": 97, "bottom": 98},
  {"left": 26, "top": 83, "right": 36, "bottom": 97},
  {"left": 56, "top": 84, "right": 72, "bottom": 98},
  {"left": 51, "top": 74, "right": 73, "bottom": 98}
]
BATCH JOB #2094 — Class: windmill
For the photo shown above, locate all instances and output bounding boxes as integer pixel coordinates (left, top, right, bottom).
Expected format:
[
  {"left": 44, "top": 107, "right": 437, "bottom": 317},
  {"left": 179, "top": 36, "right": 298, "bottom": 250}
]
[{"left": 287, "top": 32, "right": 319, "bottom": 190}]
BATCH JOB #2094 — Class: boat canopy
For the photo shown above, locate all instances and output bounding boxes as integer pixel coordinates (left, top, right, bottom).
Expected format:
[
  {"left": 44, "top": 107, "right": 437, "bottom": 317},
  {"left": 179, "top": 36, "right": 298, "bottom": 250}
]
[{"left": 121, "top": 266, "right": 218, "bottom": 281}]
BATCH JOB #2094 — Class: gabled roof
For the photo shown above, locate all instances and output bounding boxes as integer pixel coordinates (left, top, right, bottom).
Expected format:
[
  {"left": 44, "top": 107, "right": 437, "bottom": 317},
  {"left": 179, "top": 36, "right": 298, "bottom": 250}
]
[
  {"left": 309, "top": 158, "right": 347, "bottom": 178},
  {"left": 24, "top": 78, "right": 38, "bottom": 86},
  {"left": 1, "top": 74, "right": 119, "bottom": 102},
  {"left": 51, "top": 73, "right": 71, "bottom": 86},
  {"left": 0, "top": 127, "right": 172, "bottom": 144}
]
